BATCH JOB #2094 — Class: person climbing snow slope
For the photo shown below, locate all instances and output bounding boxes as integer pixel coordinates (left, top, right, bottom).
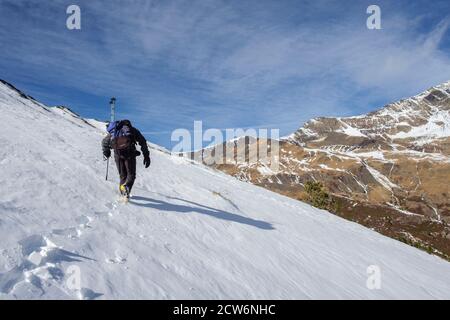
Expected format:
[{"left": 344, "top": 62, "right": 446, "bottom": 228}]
[{"left": 102, "top": 119, "right": 151, "bottom": 198}]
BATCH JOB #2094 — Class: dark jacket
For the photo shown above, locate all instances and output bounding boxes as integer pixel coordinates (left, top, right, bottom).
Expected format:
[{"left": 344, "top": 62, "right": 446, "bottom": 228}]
[{"left": 102, "top": 126, "right": 150, "bottom": 159}]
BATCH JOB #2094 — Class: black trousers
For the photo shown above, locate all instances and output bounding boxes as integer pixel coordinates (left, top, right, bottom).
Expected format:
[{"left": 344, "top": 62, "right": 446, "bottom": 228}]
[{"left": 114, "top": 154, "right": 136, "bottom": 191}]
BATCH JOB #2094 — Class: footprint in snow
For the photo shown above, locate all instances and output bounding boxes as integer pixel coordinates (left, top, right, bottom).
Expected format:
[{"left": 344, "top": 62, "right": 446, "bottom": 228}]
[
  {"left": 50, "top": 214, "right": 94, "bottom": 240},
  {"left": 52, "top": 227, "right": 81, "bottom": 239},
  {"left": 0, "top": 234, "right": 95, "bottom": 297},
  {"left": 105, "top": 249, "right": 128, "bottom": 264}
]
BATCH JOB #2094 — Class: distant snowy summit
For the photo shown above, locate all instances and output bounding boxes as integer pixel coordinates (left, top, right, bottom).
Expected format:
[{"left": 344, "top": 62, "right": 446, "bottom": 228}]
[{"left": 289, "top": 80, "right": 450, "bottom": 147}]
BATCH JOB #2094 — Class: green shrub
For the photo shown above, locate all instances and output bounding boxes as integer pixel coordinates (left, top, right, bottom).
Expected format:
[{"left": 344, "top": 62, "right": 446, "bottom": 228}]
[{"left": 304, "top": 181, "right": 334, "bottom": 211}]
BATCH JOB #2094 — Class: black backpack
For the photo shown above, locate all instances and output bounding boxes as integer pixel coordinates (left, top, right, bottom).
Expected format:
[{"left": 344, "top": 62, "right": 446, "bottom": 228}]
[{"left": 107, "top": 120, "right": 134, "bottom": 158}]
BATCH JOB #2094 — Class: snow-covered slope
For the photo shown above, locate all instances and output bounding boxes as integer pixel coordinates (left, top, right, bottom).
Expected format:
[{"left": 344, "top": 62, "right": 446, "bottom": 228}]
[{"left": 1, "top": 80, "right": 450, "bottom": 299}]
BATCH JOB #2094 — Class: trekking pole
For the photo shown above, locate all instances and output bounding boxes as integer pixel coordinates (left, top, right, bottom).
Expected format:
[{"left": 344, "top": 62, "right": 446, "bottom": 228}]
[{"left": 105, "top": 156, "right": 109, "bottom": 181}]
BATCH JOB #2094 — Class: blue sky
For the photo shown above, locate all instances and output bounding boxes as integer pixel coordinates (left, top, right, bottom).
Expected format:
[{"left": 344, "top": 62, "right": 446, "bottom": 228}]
[{"left": 1, "top": 0, "right": 449, "bottom": 148}]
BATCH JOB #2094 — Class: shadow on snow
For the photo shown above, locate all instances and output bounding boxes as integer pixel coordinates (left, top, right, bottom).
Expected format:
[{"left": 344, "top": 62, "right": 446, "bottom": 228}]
[{"left": 130, "top": 196, "right": 274, "bottom": 230}]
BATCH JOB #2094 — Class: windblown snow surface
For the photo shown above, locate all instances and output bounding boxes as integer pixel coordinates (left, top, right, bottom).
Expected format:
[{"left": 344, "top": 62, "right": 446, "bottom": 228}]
[{"left": 1, "top": 81, "right": 450, "bottom": 300}]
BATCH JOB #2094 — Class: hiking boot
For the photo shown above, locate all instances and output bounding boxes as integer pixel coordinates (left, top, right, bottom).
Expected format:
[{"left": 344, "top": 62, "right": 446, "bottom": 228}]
[
  {"left": 119, "top": 184, "right": 127, "bottom": 196},
  {"left": 120, "top": 184, "right": 131, "bottom": 199}
]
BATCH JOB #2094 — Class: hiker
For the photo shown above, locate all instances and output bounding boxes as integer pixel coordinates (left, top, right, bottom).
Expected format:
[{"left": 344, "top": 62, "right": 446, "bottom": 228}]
[{"left": 102, "top": 119, "right": 151, "bottom": 198}]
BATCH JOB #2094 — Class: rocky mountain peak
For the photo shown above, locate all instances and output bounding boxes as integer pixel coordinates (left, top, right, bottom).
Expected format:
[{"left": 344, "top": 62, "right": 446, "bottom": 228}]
[{"left": 289, "top": 80, "right": 450, "bottom": 148}]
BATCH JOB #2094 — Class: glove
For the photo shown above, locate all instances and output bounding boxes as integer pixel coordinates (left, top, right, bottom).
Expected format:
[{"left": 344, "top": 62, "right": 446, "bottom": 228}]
[
  {"left": 143, "top": 156, "right": 151, "bottom": 168},
  {"left": 103, "top": 149, "right": 111, "bottom": 159}
]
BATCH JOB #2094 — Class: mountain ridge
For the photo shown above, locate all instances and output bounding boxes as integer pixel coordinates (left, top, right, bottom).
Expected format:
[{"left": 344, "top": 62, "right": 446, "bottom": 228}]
[{"left": 288, "top": 80, "right": 450, "bottom": 147}]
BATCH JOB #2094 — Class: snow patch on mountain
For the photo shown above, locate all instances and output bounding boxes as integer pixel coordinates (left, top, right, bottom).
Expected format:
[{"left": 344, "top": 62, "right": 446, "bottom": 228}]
[
  {"left": 390, "top": 110, "right": 450, "bottom": 140},
  {"left": 364, "top": 163, "right": 398, "bottom": 192},
  {"left": 337, "top": 119, "right": 367, "bottom": 137}
]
